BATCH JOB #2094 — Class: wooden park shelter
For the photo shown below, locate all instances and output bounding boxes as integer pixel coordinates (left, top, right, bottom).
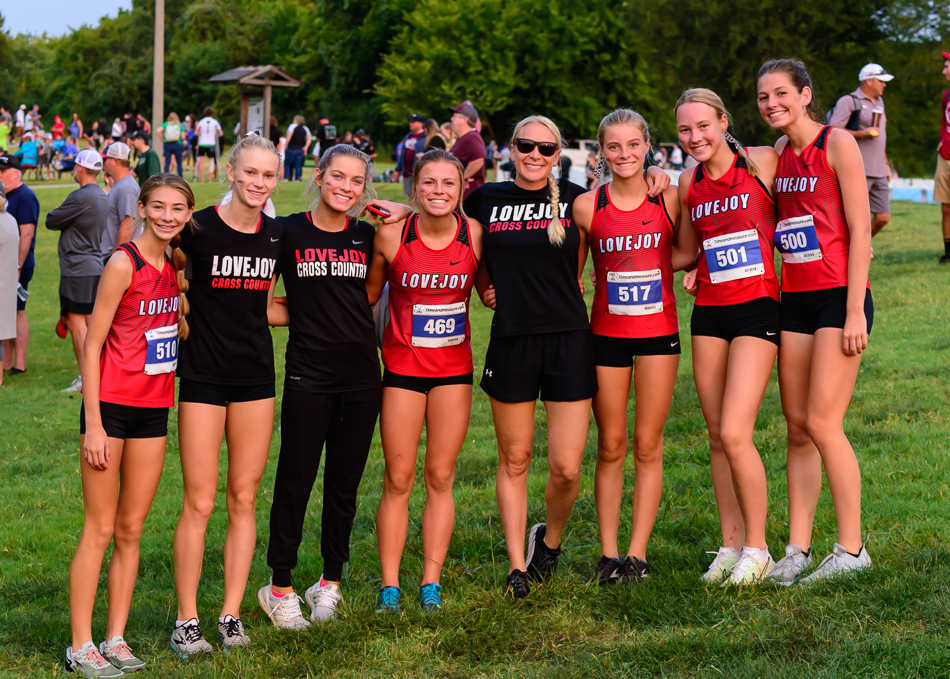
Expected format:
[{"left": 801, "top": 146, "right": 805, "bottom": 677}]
[{"left": 209, "top": 65, "right": 301, "bottom": 139}]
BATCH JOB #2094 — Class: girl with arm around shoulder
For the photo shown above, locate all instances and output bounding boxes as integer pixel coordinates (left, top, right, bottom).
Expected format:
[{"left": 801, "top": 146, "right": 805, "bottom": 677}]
[{"left": 68, "top": 174, "right": 193, "bottom": 676}]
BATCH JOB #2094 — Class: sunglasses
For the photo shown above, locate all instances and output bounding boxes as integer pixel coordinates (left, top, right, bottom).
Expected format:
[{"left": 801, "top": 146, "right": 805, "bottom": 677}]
[{"left": 514, "top": 138, "right": 558, "bottom": 157}]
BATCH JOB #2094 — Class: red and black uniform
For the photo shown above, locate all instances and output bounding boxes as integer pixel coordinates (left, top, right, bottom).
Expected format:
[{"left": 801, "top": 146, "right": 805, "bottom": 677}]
[
  {"left": 267, "top": 212, "right": 381, "bottom": 587},
  {"left": 589, "top": 185, "right": 679, "bottom": 364},
  {"left": 686, "top": 154, "right": 780, "bottom": 345},
  {"left": 382, "top": 213, "right": 478, "bottom": 393},
  {"left": 80, "top": 242, "right": 179, "bottom": 439},
  {"left": 774, "top": 126, "right": 873, "bottom": 334},
  {"left": 463, "top": 178, "right": 598, "bottom": 402},
  {"left": 177, "top": 206, "right": 281, "bottom": 406}
]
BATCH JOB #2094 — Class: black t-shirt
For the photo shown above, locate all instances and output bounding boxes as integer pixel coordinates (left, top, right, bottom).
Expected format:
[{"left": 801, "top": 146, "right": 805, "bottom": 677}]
[
  {"left": 463, "top": 179, "right": 590, "bottom": 337},
  {"left": 177, "top": 206, "right": 282, "bottom": 384},
  {"left": 316, "top": 123, "right": 337, "bottom": 149},
  {"left": 276, "top": 212, "right": 379, "bottom": 393}
]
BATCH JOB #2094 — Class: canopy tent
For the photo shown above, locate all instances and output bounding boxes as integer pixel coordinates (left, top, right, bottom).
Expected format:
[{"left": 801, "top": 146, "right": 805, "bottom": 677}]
[{"left": 209, "top": 65, "right": 301, "bottom": 139}]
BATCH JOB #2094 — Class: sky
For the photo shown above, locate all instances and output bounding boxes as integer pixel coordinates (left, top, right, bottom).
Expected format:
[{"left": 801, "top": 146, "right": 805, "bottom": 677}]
[{"left": 3, "top": 0, "right": 132, "bottom": 37}]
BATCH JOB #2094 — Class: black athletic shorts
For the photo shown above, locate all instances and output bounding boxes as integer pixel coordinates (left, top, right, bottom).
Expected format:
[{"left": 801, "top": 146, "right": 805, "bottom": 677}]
[
  {"left": 480, "top": 329, "right": 598, "bottom": 403},
  {"left": 781, "top": 286, "right": 874, "bottom": 335},
  {"left": 382, "top": 370, "right": 473, "bottom": 394},
  {"left": 80, "top": 401, "right": 169, "bottom": 439},
  {"left": 178, "top": 378, "right": 276, "bottom": 406},
  {"left": 592, "top": 332, "right": 682, "bottom": 367},
  {"left": 691, "top": 297, "right": 781, "bottom": 346},
  {"left": 17, "top": 266, "right": 33, "bottom": 311},
  {"left": 198, "top": 146, "right": 216, "bottom": 158},
  {"left": 60, "top": 275, "right": 100, "bottom": 316}
]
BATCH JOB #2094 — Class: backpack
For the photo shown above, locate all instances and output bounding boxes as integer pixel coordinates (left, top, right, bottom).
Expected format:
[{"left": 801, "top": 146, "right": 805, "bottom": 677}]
[
  {"left": 164, "top": 123, "right": 181, "bottom": 142},
  {"left": 826, "top": 94, "right": 862, "bottom": 130}
]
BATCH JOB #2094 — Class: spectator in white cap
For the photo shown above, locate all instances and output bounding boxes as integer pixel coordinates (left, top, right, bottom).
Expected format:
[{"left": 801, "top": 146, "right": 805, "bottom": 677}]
[
  {"left": 935, "top": 51, "right": 950, "bottom": 264},
  {"left": 100, "top": 142, "right": 140, "bottom": 261},
  {"left": 45, "top": 148, "right": 109, "bottom": 392},
  {"left": 829, "top": 63, "right": 895, "bottom": 237}
]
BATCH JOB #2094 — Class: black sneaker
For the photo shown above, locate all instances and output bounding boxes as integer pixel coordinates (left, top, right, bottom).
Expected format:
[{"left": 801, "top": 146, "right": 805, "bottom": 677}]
[
  {"left": 940, "top": 254, "right": 950, "bottom": 265},
  {"left": 505, "top": 569, "right": 531, "bottom": 599},
  {"left": 594, "top": 556, "right": 624, "bottom": 585},
  {"left": 621, "top": 556, "right": 651, "bottom": 582},
  {"left": 525, "top": 523, "right": 561, "bottom": 582}
]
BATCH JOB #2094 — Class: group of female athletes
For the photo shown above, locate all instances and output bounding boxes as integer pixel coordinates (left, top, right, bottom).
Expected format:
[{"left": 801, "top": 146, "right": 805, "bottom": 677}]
[{"left": 65, "top": 58, "right": 873, "bottom": 677}]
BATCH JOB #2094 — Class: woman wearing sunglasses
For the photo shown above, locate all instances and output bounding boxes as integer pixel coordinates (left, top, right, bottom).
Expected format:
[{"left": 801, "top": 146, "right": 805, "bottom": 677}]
[{"left": 462, "top": 116, "right": 670, "bottom": 598}]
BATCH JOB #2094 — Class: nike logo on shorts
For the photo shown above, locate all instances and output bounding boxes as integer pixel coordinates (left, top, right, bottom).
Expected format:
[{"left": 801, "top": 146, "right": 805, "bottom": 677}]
[
  {"left": 671, "top": 341, "right": 679, "bottom": 346},
  {"left": 270, "top": 237, "right": 280, "bottom": 242},
  {"left": 352, "top": 240, "right": 364, "bottom": 245},
  {"left": 767, "top": 332, "right": 776, "bottom": 336}
]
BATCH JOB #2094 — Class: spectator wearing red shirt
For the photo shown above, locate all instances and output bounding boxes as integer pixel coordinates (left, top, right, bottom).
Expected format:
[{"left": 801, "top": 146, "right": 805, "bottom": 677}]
[
  {"left": 936, "top": 51, "right": 950, "bottom": 264},
  {"left": 446, "top": 102, "right": 485, "bottom": 196},
  {"left": 51, "top": 115, "right": 66, "bottom": 141}
]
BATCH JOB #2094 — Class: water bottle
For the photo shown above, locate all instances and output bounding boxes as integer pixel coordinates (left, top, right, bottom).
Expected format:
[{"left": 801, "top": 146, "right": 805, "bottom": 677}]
[{"left": 16, "top": 282, "right": 29, "bottom": 302}]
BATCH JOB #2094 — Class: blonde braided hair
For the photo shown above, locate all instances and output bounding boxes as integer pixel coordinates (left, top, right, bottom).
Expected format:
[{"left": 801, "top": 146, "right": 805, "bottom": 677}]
[{"left": 510, "top": 115, "right": 565, "bottom": 246}]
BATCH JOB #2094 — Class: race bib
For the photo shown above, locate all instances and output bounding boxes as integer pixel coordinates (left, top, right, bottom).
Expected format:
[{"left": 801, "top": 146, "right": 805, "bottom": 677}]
[
  {"left": 775, "top": 216, "right": 822, "bottom": 264},
  {"left": 703, "top": 229, "right": 765, "bottom": 283},
  {"left": 411, "top": 302, "right": 466, "bottom": 348},
  {"left": 144, "top": 325, "right": 178, "bottom": 375},
  {"left": 607, "top": 269, "right": 663, "bottom": 316}
]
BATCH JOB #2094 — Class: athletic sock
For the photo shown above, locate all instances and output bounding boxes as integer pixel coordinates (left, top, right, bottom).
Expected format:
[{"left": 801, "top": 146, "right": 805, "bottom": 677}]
[
  {"left": 271, "top": 585, "right": 287, "bottom": 598},
  {"left": 802, "top": 548, "right": 811, "bottom": 557},
  {"left": 219, "top": 616, "right": 227, "bottom": 623},
  {"left": 847, "top": 550, "right": 862, "bottom": 558},
  {"left": 944, "top": 240, "right": 950, "bottom": 256},
  {"left": 175, "top": 619, "right": 193, "bottom": 628}
]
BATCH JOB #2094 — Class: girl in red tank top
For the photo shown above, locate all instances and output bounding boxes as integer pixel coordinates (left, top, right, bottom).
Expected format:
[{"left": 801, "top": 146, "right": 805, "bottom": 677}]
[
  {"left": 68, "top": 175, "right": 193, "bottom": 673},
  {"left": 573, "top": 109, "right": 698, "bottom": 582},
  {"left": 676, "top": 89, "right": 782, "bottom": 586},
  {"left": 756, "top": 60, "right": 873, "bottom": 583},
  {"left": 366, "top": 150, "right": 483, "bottom": 611}
]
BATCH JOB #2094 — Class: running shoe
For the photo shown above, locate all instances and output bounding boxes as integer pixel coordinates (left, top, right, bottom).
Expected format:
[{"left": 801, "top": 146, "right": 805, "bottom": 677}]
[
  {"left": 169, "top": 618, "right": 214, "bottom": 658},
  {"left": 799, "top": 543, "right": 871, "bottom": 586},
  {"left": 724, "top": 546, "right": 774, "bottom": 587},
  {"left": 525, "top": 523, "right": 561, "bottom": 582},
  {"left": 56, "top": 315, "right": 68, "bottom": 339},
  {"left": 593, "top": 556, "right": 624, "bottom": 586},
  {"left": 621, "top": 556, "right": 651, "bottom": 582},
  {"left": 939, "top": 254, "right": 950, "bottom": 265},
  {"left": 62, "top": 375, "right": 82, "bottom": 393},
  {"left": 99, "top": 636, "right": 146, "bottom": 673},
  {"left": 305, "top": 575, "right": 342, "bottom": 622},
  {"left": 217, "top": 615, "right": 250, "bottom": 650},
  {"left": 700, "top": 546, "right": 742, "bottom": 584},
  {"left": 257, "top": 580, "right": 311, "bottom": 631},
  {"left": 504, "top": 569, "right": 531, "bottom": 599},
  {"left": 418, "top": 583, "right": 442, "bottom": 613},
  {"left": 766, "top": 544, "right": 813, "bottom": 586},
  {"left": 376, "top": 586, "right": 401, "bottom": 614},
  {"left": 65, "top": 642, "right": 124, "bottom": 677}
]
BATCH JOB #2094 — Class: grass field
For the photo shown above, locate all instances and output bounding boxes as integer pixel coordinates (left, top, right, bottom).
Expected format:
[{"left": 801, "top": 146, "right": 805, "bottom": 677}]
[{"left": 1, "top": 179, "right": 948, "bottom": 678}]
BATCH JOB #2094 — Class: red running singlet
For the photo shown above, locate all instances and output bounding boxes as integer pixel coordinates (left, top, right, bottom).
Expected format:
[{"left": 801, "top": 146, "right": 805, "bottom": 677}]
[
  {"left": 99, "top": 242, "right": 180, "bottom": 408},
  {"left": 589, "top": 185, "right": 678, "bottom": 338},
  {"left": 774, "top": 125, "right": 867, "bottom": 292},
  {"left": 382, "top": 214, "right": 478, "bottom": 378},
  {"left": 686, "top": 154, "right": 779, "bottom": 305}
]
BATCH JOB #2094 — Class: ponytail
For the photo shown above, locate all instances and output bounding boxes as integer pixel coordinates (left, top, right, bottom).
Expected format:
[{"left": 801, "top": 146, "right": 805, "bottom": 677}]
[
  {"left": 546, "top": 174, "right": 564, "bottom": 247},
  {"left": 171, "top": 234, "right": 190, "bottom": 339},
  {"left": 723, "top": 131, "right": 759, "bottom": 178}
]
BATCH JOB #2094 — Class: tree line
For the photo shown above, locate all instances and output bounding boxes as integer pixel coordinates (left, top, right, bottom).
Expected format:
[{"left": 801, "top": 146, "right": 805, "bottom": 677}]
[{"left": 0, "top": 0, "right": 948, "bottom": 174}]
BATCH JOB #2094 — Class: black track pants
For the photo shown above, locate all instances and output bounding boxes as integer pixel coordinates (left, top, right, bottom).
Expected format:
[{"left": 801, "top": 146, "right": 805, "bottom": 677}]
[{"left": 267, "top": 384, "right": 381, "bottom": 585}]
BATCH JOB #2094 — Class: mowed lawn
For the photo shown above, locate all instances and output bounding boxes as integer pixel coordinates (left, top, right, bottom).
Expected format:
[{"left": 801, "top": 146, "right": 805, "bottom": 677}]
[{"left": 1, "top": 178, "right": 948, "bottom": 678}]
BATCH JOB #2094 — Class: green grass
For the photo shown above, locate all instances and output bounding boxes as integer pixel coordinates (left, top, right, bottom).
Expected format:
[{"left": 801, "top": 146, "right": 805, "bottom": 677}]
[{"left": 1, "top": 185, "right": 948, "bottom": 678}]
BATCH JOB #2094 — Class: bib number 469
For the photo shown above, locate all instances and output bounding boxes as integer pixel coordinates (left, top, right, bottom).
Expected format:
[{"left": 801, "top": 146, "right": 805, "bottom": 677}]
[{"left": 423, "top": 317, "right": 456, "bottom": 335}]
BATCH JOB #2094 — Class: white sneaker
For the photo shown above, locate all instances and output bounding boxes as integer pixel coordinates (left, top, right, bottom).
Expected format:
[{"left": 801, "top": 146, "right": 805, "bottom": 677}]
[
  {"left": 767, "top": 544, "right": 813, "bottom": 586},
  {"left": 62, "top": 375, "right": 82, "bottom": 393},
  {"left": 65, "top": 641, "right": 124, "bottom": 677},
  {"left": 170, "top": 618, "right": 214, "bottom": 657},
  {"left": 701, "top": 546, "right": 741, "bottom": 583},
  {"left": 305, "top": 575, "right": 342, "bottom": 622},
  {"left": 724, "top": 546, "right": 774, "bottom": 586},
  {"left": 800, "top": 543, "right": 871, "bottom": 586},
  {"left": 99, "top": 635, "right": 146, "bottom": 672},
  {"left": 257, "top": 579, "right": 311, "bottom": 630}
]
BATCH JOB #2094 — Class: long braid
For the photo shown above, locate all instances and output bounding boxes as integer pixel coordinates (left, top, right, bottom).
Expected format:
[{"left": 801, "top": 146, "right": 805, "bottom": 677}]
[
  {"left": 592, "top": 156, "right": 610, "bottom": 189},
  {"left": 170, "top": 233, "right": 190, "bottom": 339},
  {"left": 546, "top": 174, "right": 564, "bottom": 246},
  {"left": 723, "top": 130, "right": 759, "bottom": 177}
]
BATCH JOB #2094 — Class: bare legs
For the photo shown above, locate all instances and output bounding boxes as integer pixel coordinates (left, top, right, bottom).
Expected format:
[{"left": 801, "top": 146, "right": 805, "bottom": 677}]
[
  {"left": 779, "top": 329, "right": 864, "bottom": 553},
  {"left": 377, "top": 385, "right": 471, "bottom": 589},
  {"left": 692, "top": 336, "right": 777, "bottom": 550},
  {"left": 69, "top": 436, "right": 166, "bottom": 650},
  {"left": 593, "top": 355, "right": 678, "bottom": 560},
  {"left": 492, "top": 397, "right": 591, "bottom": 572},
  {"left": 173, "top": 398, "right": 274, "bottom": 621},
  {"left": 2, "top": 309, "right": 29, "bottom": 371}
]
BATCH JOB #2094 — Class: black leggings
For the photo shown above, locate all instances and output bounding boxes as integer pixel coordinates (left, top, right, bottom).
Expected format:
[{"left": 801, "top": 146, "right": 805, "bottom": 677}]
[{"left": 267, "top": 384, "right": 382, "bottom": 585}]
